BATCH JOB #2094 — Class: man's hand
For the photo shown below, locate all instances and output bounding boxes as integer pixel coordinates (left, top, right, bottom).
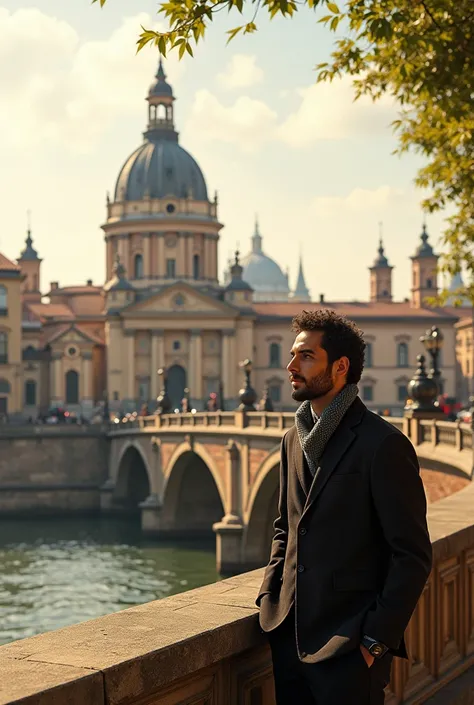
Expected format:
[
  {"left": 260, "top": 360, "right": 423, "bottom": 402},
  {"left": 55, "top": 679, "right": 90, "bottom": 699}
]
[{"left": 360, "top": 644, "right": 375, "bottom": 668}]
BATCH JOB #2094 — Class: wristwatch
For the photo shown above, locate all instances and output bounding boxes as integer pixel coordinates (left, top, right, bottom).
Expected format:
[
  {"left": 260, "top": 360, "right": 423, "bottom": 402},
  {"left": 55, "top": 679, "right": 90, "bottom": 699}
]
[{"left": 361, "top": 635, "right": 389, "bottom": 659}]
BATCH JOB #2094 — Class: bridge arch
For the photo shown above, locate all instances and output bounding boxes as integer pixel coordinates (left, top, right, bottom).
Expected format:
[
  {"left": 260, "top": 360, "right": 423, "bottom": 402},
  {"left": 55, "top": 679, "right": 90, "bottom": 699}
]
[
  {"left": 162, "top": 442, "right": 226, "bottom": 537},
  {"left": 243, "top": 449, "right": 281, "bottom": 569},
  {"left": 114, "top": 442, "right": 152, "bottom": 512}
]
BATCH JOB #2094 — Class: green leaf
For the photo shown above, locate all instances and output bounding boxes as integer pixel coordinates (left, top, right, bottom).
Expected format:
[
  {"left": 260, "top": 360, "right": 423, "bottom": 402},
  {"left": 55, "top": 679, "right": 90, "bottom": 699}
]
[
  {"left": 326, "top": 2, "right": 339, "bottom": 13},
  {"left": 226, "top": 25, "right": 243, "bottom": 43}
]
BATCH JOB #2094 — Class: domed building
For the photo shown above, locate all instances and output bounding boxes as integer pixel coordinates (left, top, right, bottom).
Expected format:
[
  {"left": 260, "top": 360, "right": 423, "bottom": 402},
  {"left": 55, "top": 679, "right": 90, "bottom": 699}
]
[{"left": 6, "top": 60, "right": 465, "bottom": 420}]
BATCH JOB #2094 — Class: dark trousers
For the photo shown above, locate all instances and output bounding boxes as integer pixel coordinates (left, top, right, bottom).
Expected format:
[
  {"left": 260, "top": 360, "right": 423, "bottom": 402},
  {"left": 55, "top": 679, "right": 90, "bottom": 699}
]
[{"left": 268, "top": 610, "right": 393, "bottom": 705}]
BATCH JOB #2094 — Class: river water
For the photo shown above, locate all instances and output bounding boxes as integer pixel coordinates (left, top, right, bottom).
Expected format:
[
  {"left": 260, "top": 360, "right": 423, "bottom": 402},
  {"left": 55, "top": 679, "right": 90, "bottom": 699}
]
[{"left": 0, "top": 517, "right": 219, "bottom": 646}]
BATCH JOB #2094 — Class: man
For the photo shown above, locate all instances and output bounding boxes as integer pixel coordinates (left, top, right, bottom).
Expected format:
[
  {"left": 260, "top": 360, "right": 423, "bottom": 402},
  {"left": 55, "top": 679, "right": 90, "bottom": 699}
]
[{"left": 256, "top": 310, "right": 432, "bottom": 705}]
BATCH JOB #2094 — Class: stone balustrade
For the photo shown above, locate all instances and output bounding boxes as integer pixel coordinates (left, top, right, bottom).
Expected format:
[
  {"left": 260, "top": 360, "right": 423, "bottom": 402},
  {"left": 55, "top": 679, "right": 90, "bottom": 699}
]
[{"left": 1, "top": 482, "right": 474, "bottom": 705}]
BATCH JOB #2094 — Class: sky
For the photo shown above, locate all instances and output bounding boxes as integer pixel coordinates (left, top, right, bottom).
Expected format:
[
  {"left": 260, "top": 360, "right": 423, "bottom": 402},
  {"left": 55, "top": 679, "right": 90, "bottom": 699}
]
[{"left": 0, "top": 1, "right": 450, "bottom": 301}]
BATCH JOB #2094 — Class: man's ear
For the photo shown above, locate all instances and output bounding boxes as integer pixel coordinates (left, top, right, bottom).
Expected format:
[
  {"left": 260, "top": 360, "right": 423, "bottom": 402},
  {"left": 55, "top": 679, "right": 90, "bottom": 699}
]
[{"left": 335, "top": 356, "right": 350, "bottom": 378}]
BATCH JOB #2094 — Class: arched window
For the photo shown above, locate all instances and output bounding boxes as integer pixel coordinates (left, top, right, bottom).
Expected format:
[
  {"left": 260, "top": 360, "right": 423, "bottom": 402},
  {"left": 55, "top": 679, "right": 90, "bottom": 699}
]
[
  {"left": 24, "top": 380, "right": 37, "bottom": 406},
  {"left": 65, "top": 370, "right": 79, "bottom": 404},
  {"left": 134, "top": 253, "right": 144, "bottom": 279},
  {"left": 397, "top": 342, "right": 409, "bottom": 368},
  {"left": 193, "top": 254, "right": 200, "bottom": 280},
  {"left": 365, "top": 342, "right": 373, "bottom": 368},
  {"left": 0, "top": 332, "right": 7, "bottom": 364},
  {"left": 269, "top": 342, "right": 281, "bottom": 368},
  {"left": 0, "top": 286, "right": 7, "bottom": 313},
  {"left": 269, "top": 384, "right": 281, "bottom": 403}
]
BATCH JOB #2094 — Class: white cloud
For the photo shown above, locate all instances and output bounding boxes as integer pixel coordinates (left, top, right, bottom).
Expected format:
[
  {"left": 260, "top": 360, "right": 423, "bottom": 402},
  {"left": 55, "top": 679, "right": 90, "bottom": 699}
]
[
  {"left": 310, "top": 186, "right": 405, "bottom": 217},
  {"left": 277, "top": 76, "right": 397, "bottom": 147},
  {"left": 0, "top": 9, "right": 184, "bottom": 152},
  {"left": 217, "top": 54, "right": 264, "bottom": 89},
  {"left": 185, "top": 89, "right": 277, "bottom": 150}
]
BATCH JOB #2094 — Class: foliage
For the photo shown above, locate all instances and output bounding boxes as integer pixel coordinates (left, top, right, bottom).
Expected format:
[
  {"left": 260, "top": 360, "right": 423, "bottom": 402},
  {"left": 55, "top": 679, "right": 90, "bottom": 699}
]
[{"left": 92, "top": 0, "right": 474, "bottom": 304}]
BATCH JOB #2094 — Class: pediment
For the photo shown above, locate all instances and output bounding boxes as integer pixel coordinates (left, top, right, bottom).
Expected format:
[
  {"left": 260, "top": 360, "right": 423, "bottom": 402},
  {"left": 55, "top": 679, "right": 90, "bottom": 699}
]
[{"left": 123, "top": 283, "right": 235, "bottom": 317}]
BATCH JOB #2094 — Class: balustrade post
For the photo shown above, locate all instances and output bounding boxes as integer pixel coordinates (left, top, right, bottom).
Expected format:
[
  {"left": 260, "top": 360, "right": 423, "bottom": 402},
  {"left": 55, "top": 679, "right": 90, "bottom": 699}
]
[
  {"left": 213, "top": 440, "right": 244, "bottom": 575},
  {"left": 455, "top": 421, "right": 463, "bottom": 451}
]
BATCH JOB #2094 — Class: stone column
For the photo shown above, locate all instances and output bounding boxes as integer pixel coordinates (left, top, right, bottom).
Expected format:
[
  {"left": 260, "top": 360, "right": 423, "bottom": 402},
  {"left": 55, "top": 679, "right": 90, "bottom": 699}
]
[
  {"left": 150, "top": 329, "right": 165, "bottom": 400},
  {"left": 184, "top": 233, "right": 191, "bottom": 278},
  {"left": 157, "top": 235, "right": 165, "bottom": 278},
  {"left": 213, "top": 443, "right": 244, "bottom": 575},
  {"left": 189, "top": 329, "right": 203, "bottom": 405},
  {"left": 203, "top": 236, "right": 211, "bottom": 280},
  {"left": 82, "top": 352, "right": 93, "bottom": 409},
  {"left": 143, "top": 234, "right": 151, "bottom": 277},
  {"left": 125, "top": 331, "right": 135, "bottom": 403},
  {"left": 177, "top": 233, "right": 186, "bottom": 278},
  {"left": 119, "top": 234, "right": 130, "bottom": 274},
  {"left": 222, "top": 329, "right": 236, "bottom": 409},
  {"left": 51, "top": 353, "right": 63, "bottom": 404}
]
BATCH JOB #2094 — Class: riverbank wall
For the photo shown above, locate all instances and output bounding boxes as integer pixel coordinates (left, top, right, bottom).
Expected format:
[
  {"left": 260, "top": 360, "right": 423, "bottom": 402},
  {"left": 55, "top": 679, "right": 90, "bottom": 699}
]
[{"left": 0, "top": 426, "right": 108, "bottom": 515}]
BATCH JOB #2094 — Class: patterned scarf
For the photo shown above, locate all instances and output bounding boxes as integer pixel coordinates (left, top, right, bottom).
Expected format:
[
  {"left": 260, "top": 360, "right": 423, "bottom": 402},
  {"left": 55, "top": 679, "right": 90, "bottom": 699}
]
[{"left": 295, "top": 384, "right": 359, "bottom": 476}]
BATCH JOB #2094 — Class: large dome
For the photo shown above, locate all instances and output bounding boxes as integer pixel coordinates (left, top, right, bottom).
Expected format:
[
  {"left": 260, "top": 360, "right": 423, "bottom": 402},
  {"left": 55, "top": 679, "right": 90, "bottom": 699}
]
[
  {"left": 114, "top": 140, "right": 208, "bottom": 202},
  {"left": 114, "top": 59, "right": 208, "bottom": 204}
]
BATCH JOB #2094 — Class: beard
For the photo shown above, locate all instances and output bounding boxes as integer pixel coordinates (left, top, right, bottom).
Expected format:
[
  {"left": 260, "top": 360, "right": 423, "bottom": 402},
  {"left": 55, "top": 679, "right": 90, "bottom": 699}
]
[{"left": 291, "top": 366, "right": 335, "bottom": 402}]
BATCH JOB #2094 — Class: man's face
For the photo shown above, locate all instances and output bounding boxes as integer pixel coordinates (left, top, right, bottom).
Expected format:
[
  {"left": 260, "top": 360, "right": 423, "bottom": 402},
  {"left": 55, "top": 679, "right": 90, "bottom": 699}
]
[{"left": 287, "top": 330, "right": 337, "bottom": 402}]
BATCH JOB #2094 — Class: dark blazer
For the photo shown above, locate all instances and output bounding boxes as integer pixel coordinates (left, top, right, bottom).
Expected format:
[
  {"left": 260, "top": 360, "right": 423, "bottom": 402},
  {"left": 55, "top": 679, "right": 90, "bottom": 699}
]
[{"left": 257, "top": 397, "right": 432, "bottom": 663}]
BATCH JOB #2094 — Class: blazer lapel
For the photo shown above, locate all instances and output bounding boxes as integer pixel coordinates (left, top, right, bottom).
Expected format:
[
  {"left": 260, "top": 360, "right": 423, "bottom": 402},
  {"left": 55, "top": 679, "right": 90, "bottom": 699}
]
[
  {"left": 302, "top": 397, "right": 366, "bottom": 517},
  {"left": 293, "top": 437, "right": 312, "bottom": 497}
]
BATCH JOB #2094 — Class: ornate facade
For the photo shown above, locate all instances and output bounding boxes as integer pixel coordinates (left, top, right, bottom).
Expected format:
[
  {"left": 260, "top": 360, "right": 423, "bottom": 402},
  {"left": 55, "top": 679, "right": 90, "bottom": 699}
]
[{"left": 0, "top": 60, "right": 469, "bottom": 417}]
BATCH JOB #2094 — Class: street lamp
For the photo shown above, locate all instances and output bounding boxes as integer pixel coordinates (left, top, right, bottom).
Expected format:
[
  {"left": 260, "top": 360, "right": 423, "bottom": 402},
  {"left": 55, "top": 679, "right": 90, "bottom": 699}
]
[
  {"left": 406, "top": 355, "right": 439, "bottom": 412},
  {"left": 156, "top": 367, "right": 172, "bottom": 414},
  {"left": 420, "top": 325, "right": 444, "bottom": 394},
  {"left": 238, "top": 358, "right": 257, "bottom": 411}
]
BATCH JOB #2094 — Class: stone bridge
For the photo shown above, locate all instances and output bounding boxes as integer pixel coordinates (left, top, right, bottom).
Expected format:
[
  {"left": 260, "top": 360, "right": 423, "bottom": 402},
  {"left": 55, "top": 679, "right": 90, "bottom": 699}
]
[{"left": 105, "top": 411, "right": 473, "bottom": 574}]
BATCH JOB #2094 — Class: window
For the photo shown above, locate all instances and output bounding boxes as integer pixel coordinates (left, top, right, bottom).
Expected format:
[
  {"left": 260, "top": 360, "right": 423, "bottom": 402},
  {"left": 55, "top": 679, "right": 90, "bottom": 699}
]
[
  {"left": 362, "top": 385, "right": 373, "bottom": 402},
  {"left": 0, "top": 379, "right": 10, "bottom": 394},
  {"left": 166, "top": 259, "right": 176, "bottom": 278},
  {"left": 25, "top": 380, "right": 37, "bottom": 406},
  {"left": 0, "top": 286, "right": 6, "bottom": 314},
  {"left": 173, "top": 340, "right": 181, "bottom": 351},
  {"left": 397, "top": 342, "right": 409, "bottom": 368},
  {"left": 193, "top": 254, "right": 200, "bottom": 280},
  {"left": 426, "top": 278, "right": 432, "bottom": 289},
  {"left": 65, "top": 370, "right": 79, "bottom": 404},
  {"left": 365, "top": 342, "right": 373, "bottom": 368},
  {"left": 0, "top": 332, "right": 7, "bottom": 364},
  {"left": 269, "top": 385, "right": 281, "bottom": 403},
  {"left": 269, "top": 342, "right": 281, "bottom": 368},
  {"left": 166, "top": 203, "right": 175, "bottom": 214},
  {"left": 113, "top": 391, "right": 119, "bottom": 401},
  {"left": 134, "top": 253, "right": 144, "bottom": 279},
  {"left": 397, "top": 384, "right": 408, "bottom": 403},
  {"left": 138, "top": 380, "right": 150, "bottom": 401}
]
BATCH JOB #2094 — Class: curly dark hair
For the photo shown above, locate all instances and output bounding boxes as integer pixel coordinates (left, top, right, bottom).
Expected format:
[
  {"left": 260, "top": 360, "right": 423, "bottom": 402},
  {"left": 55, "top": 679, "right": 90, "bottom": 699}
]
[{"left": 291, "top": 309, "right": 366, "bottom": 385}]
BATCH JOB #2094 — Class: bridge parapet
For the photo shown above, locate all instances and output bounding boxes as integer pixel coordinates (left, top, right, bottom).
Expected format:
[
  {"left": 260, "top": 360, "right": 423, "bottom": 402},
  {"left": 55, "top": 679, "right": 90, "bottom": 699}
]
[{"left": 1, "top": 483, "right": 474, "bottom": 705}]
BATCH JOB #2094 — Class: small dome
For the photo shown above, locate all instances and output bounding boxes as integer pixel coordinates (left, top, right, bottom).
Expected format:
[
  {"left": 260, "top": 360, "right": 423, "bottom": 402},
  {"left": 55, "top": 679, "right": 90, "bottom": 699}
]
[
  {"left": 114, "top": 140, "right": 208, "bottom": 202},
  {"left": 242, "top": 252, "right": 289, "bottom": 296}
]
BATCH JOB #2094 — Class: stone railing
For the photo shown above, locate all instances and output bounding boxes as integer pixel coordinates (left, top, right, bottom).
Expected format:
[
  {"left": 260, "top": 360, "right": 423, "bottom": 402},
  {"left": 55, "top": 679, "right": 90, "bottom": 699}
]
[
  {"left": 1, "top": 483, "right": 473, "bottom": 705},
  {"left": 112, "top": 411, "right": 473, "bottom": 478}
]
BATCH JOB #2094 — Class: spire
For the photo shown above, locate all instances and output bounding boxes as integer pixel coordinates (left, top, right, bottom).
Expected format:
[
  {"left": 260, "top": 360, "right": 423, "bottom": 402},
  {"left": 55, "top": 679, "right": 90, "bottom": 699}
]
[
  {"left": 104, "top": 254, "right": 134, "bottom": 293},
  {"left": 18, "top": 211, "right": 40, "bottom": 261},
  {"left": 292, "top": 250, "right": 311, "bottom": 302},
  {"left": 225, "top": 249, "right": 253, "bottom": 293},
  {"left": 413, "top": 222, "right": 435, "bottom": 258},
  {"left": 372, "top": 239, "right": 390, "bottom": 268},
  {"left": 157, "top": 57, "right": 167, "bottom": 82},
  {"left": 251, "top": 215, "right": 263, "bottom": 254}
]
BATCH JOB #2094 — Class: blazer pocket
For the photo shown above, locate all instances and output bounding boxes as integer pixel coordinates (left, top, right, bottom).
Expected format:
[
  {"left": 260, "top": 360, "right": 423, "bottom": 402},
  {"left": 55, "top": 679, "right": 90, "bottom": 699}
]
[
  {"left": 330, "top": 471, "right": 362, "bottom": 482},
  {"left": 333, "top": 569, "right": 379, "bottom": 591}
]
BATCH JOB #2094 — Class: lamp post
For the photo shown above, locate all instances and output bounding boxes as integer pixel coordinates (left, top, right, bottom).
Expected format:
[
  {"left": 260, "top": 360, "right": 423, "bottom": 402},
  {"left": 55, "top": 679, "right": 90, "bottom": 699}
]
[
  {"left": 156, "top": 367, "right": 172, "bottom": 415},
  {"left": 420, "top": 325, "right": 444, "bottom": 395},
  {"left": 102, "top": 389, "right": 110, "bottom": 424},
  {"left": 238, "top": 358, "right": 257, "bottom": 411},
  {"left": 406, "top": 355, "right": 439, "bottom": 412}
]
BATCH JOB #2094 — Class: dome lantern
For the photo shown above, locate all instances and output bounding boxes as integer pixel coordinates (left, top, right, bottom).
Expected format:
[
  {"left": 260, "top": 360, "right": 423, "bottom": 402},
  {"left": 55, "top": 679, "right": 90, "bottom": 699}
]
[
  {"left": 145, "top": 57, "right": 178, "bottom": 142},
  {"left": 241, "top": 220, "right": 290, "bottom": 302}
]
